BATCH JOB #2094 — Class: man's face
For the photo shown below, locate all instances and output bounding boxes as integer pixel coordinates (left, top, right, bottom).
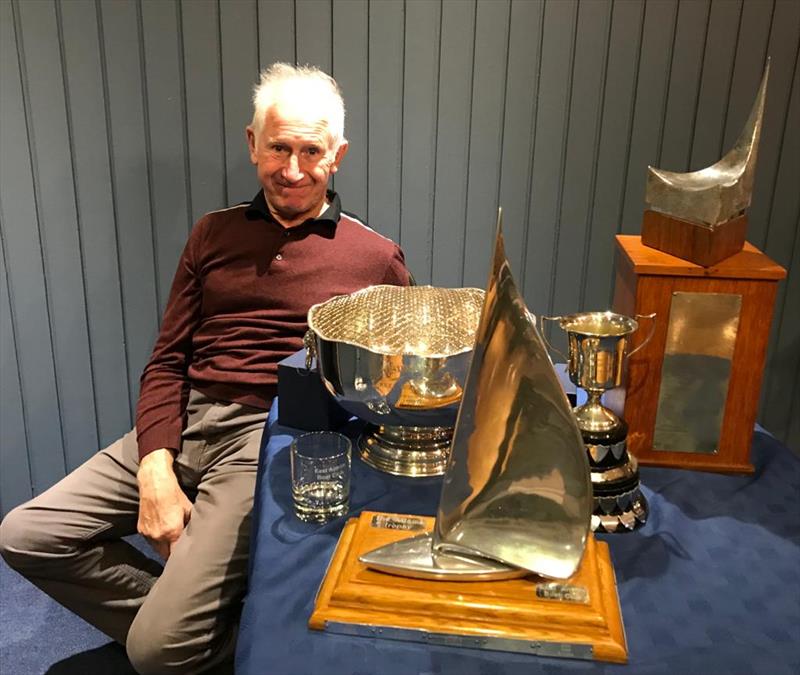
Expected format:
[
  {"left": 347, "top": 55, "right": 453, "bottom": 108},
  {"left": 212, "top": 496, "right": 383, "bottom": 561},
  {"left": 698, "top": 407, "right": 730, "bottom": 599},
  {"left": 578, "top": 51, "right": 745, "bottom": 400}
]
[{"left": 247, "top": 102, "right": 348, "bottom": 227}]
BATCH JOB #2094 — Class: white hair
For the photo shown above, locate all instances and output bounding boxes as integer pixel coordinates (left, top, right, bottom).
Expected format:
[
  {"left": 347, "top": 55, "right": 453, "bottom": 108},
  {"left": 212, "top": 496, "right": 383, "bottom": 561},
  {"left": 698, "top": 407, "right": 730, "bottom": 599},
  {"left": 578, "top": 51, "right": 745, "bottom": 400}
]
[{"left": 251, "top": 63, "right": 346, "bottom": 147}]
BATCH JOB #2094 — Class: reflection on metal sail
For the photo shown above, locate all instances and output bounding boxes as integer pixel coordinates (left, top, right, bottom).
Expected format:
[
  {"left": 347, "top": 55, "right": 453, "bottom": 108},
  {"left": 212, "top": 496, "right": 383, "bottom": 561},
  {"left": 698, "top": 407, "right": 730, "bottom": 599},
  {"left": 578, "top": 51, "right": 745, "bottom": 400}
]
[
  {"left": 433, "top": 210, "right": 592, "bottom": 579},
  {"left": 645, "top": 60, "right": 769, "bottom": 227},
  {"left": 360, "top": 211, "right": 593, "bottom": 580}
]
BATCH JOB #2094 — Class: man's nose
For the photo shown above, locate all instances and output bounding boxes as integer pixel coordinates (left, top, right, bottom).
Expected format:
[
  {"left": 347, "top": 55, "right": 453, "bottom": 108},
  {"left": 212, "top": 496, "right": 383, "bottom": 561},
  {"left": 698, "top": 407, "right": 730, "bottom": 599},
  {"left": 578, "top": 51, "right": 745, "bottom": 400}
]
[{"left": 282, "top": 154, "right": 304, "bottom": 182}]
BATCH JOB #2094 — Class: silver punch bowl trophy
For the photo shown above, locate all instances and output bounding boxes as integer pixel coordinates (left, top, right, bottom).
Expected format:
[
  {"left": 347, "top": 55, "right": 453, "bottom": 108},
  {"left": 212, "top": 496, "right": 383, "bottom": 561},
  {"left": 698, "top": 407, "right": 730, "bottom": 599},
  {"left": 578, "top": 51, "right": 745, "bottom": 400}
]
[{"left": 307, "top": 284, "right": 485, "bottom": 477}]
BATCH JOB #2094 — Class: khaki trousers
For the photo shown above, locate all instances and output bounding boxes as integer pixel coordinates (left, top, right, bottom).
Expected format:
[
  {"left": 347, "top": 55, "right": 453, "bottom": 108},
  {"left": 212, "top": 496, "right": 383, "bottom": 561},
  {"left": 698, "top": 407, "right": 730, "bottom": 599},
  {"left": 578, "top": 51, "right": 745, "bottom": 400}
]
[{"left": 0, "top": 390, "right": 267, "bottom": 675}]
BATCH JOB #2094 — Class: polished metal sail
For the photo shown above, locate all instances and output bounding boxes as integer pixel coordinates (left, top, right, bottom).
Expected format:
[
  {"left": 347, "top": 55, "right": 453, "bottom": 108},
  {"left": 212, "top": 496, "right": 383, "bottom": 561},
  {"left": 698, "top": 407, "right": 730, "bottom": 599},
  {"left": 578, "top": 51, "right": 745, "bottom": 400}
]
[
  {"left": 645, "top": 61, "right": 769, "bottom": 227},
  {"left": 360, "top": 212, "right": 593, "bottom": 580}
]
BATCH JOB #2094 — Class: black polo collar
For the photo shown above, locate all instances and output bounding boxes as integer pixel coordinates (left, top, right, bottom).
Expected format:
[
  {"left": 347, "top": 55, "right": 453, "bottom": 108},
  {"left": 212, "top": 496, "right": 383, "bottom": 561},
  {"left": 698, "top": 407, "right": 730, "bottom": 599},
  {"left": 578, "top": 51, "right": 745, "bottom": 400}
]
[{"left": 244, "top": 189, "right": 341, "bottom": 229}]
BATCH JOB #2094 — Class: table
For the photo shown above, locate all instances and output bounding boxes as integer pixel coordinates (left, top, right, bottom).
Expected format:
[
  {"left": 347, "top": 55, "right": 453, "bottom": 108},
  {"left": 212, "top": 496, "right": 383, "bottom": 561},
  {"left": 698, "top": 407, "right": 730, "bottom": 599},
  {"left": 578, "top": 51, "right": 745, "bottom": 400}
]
[{"left": 236, "top": 402, "right": 800, "bottom": 674}]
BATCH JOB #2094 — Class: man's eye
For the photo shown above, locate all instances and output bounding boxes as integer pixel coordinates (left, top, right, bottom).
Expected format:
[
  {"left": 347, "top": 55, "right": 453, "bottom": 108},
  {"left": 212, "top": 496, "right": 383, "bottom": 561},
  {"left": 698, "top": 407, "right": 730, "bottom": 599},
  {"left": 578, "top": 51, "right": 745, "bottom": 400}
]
[
  {"left": 306, "top": 147, "right": 320, "bottom": 156},
  {"left": 271, "top": 144, "right": 287, "bottom": 153}
]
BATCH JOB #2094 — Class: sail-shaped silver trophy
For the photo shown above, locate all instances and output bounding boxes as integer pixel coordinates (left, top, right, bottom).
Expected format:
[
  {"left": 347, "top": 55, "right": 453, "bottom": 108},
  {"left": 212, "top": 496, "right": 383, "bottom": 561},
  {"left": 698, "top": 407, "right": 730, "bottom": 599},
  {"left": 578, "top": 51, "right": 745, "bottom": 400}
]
[{"left": 360, "top": 211, "right": 593, "bottom": 580}]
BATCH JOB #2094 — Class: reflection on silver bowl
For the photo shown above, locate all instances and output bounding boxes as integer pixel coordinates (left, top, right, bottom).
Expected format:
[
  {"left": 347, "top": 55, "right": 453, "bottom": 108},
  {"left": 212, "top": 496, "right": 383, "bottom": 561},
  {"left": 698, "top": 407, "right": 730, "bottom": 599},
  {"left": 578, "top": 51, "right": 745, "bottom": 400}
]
[{"left": 307, "top": 285, "right": 484, "bottom": 476}]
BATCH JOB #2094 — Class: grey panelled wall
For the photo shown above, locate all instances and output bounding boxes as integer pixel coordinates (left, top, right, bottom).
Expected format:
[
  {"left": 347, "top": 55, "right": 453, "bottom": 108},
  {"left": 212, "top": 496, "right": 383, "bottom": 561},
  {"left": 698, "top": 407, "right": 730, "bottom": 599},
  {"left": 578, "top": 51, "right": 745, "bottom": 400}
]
[{"left": 0, "top": 0, "right": 798, "bottom": 514}]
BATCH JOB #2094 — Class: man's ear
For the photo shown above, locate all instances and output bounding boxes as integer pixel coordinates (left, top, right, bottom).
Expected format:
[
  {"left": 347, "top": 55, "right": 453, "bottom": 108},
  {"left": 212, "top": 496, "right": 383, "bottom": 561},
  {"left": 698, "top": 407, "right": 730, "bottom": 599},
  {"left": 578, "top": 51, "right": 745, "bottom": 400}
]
[
  {"left": 330, "top": 140, "right": 349, "bottom": 174},
  {"left": 246, "top": 126, "right": 258, "bottom": 164}
]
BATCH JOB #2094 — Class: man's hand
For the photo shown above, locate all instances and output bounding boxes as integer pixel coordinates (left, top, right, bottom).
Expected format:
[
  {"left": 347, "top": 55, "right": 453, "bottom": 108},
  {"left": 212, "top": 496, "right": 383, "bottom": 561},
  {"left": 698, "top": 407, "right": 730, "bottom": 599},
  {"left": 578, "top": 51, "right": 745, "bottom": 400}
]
[{"left": 137, "top": 448, "right": 192, "bottom": 559}]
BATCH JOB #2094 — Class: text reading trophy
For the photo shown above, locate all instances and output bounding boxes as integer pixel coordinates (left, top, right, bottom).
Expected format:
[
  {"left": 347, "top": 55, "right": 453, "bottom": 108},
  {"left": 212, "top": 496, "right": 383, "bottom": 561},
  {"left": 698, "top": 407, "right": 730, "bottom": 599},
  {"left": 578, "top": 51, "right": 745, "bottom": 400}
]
[
  {"left": 542, "top": 312, "right": 655, "bottom": 533},
  {"left": 309, "top": 214, "right": 628, "bottom": 663}
]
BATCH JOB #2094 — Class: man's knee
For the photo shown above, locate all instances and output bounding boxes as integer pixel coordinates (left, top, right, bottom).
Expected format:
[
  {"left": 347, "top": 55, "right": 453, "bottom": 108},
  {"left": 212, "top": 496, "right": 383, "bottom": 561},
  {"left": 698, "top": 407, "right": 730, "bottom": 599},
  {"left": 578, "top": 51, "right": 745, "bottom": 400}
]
[
  {"left": 0, "top": 504, "right": 46, "bottom": 572},
  {"left": 127, "top": 606, "right": 218, "bottom": 675}
]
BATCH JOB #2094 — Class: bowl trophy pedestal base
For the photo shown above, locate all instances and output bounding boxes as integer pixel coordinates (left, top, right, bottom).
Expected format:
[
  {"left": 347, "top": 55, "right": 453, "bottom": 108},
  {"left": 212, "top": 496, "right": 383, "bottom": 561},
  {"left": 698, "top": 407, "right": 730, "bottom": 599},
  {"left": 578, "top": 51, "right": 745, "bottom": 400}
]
[
  {"left": 358, "top": 424, "right": 452, "bottom": 477},
  {"left": 309, "top": 511, "right": 627, "bottom": 663}
]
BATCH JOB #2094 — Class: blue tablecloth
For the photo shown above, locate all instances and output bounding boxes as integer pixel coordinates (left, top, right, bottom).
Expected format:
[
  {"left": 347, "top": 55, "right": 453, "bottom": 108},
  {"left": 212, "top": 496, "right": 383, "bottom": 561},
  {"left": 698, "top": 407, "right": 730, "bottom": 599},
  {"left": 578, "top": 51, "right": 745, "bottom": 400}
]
[{"left": 236, "top": 402, "right": 800, "bottom": 675}]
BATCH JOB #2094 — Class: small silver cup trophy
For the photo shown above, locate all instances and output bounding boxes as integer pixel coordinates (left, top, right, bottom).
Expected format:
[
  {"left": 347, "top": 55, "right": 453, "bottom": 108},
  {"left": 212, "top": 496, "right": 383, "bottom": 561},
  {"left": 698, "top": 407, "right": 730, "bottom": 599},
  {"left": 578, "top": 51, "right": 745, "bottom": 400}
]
[{"left": 542, "top": 312, "right": 655, "bottom": 533}]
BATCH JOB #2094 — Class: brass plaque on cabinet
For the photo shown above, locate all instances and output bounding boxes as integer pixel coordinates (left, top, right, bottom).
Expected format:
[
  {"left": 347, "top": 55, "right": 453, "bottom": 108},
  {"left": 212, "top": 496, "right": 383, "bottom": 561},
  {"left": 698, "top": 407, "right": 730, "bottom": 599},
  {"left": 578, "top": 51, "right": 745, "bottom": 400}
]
[{"left": 653, "top": 292, "right": 741, "bottom": 454}]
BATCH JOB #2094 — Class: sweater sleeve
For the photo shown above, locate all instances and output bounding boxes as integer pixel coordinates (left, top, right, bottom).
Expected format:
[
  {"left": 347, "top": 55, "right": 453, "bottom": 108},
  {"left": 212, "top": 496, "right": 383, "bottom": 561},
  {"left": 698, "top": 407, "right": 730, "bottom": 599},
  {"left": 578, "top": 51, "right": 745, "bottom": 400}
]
[
  {"left": 381, "top": 244, "right": 411, "bottom": 286},
  {"left": 135, "top": 223, "right": 204, "bottom": 460}
]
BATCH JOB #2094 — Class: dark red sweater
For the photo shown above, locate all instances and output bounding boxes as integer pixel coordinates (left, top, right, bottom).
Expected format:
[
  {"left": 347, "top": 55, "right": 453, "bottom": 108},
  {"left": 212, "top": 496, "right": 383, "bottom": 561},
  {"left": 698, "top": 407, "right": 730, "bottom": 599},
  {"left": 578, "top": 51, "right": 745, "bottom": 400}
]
[{"left": 135, "top": 191, "right": 409, "bottom": 459}]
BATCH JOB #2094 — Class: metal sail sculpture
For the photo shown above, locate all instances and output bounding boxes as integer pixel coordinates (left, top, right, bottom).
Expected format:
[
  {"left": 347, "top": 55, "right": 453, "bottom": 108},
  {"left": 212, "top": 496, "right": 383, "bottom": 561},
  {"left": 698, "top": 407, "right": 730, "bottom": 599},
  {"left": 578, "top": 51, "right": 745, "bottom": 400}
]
[
  {"left": 645, "top": 61, "right": 769, "bottom": 227},
  {"left": 360, "top": 211, "right": 592, "bottom": 581}
]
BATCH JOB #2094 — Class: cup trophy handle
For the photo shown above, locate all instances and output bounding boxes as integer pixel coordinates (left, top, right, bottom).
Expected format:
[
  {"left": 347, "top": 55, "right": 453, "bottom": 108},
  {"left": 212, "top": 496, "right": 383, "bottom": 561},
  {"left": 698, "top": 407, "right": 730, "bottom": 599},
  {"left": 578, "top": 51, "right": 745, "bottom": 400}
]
[
  {"left": 539, "top": 316, "right": 569, "bottom": 362},
  {"left": 627, "top": 313, "right": 657, "bottom": 357}
]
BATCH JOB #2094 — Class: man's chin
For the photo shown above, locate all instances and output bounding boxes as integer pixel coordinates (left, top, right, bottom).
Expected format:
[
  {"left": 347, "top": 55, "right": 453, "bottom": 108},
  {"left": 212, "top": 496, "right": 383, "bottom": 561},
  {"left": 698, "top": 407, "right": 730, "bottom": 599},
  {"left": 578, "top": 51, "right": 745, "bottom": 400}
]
[
  {"left": 269, "top": 199, "right": 317, "bottom": 224},
  {"left": 267, "top": 191, "right": 325, "bottom": 220},
  {"left": 273, "top": 202, "right": 306, "bottom": 218}
]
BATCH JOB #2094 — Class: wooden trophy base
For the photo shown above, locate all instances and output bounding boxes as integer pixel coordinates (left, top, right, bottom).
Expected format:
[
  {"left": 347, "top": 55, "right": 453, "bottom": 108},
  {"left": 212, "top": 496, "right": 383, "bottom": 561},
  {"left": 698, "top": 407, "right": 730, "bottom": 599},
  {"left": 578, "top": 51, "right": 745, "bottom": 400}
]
[
  {"left": 641, "top": 209, "right": 747, "bottom": 267},
  {"left": 309, "top": 511, "right": 627, "bottom": 663},
  {"left": 613, "top": 235, "right": 786, "bottom": 472}
]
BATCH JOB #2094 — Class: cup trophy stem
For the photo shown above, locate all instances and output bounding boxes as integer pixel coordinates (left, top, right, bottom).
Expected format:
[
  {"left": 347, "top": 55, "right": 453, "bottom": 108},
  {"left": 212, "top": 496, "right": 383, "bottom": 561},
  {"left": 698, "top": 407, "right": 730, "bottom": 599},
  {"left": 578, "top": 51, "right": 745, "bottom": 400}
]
[{"left": 573, "top": 389, "right": 620, "bottom": 434}]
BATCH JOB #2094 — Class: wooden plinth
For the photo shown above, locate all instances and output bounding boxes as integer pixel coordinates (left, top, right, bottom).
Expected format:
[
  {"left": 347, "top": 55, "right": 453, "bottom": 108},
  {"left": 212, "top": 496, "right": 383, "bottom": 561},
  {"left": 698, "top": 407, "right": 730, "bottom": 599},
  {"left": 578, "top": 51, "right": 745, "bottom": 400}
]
[
  {"left": 310, "top": 511, "right": 627, "bottom": 664},
  {"left": 641, "top": 209, "right": 747, "bottom": 267},
  {"left": 613, "top": 235, "right": 786, "bottom": 473}
]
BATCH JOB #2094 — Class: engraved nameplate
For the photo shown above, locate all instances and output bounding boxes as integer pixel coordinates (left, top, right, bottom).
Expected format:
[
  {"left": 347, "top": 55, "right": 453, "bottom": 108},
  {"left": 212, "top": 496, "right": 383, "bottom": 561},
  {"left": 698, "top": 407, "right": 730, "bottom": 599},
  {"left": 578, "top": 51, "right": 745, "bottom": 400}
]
[
  {"left": 370, "top": 514, "right": 426, "bottom": 531},
  {"left": 536, "top": 582, "right": 589, "bottom": 604},
  {"left": 654, "top": 292, "right": 741, "bottom": 454}
]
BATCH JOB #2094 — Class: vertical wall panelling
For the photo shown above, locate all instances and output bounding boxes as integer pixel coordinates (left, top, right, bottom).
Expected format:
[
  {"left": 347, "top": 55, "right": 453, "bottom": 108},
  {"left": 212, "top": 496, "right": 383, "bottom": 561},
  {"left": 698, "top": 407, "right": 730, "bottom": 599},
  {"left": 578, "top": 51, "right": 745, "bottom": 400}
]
[
  {"left": 747, "top": 0, "right": 800, "bottom": 249},
  {"left": 785, "top": 212, "right": 800, "bottom": 451},
  {"left": 399, "top": 0, "right": 441, "bottom": 283},
  {"left": 0, "top": 221, "right": 33, "bottom": 513},
  {"left": 431, "top": 0, "right": 477, "bottom": 288},
  {"left": 99, "top": 0, "right": 159, "bottom": 420},
  {"left": 618, "top": 0, "right": 678, "bottom": 234},
  {"left": 3, "top": 0, "right": 800, "bottom": 512},
  {"left": 582, "top": 0, "right": 644, "bottom": 312},
  {"left": 766, "top": 209, "right": 800, "bottom": 449},
  {"left": 258, "top": 0, "right": 296, "bottom": 68},
  {"left": 523, "top": 0, "right": 578, "bottom": 315},
  {"left": 689, "top": 0, "right": 742, "bottom": 171},
  {"left": 752, "top": 0, "right": 800, "bottom": 437},
  {"left": 659, "top": 0, "right": 710, "bottom": 172},
  {"left": 332, "top": 0, "right": 369, "bottom": 220},
  {"left": 182, "top": 0, "right": 226, "bottom": 223},
  {"left": 497, "top": 0, "right": 543, "bottom": 285},
  {"left": 461, "top": 0, "right": 511, "bottom": 290},
  {"left": 17, "top": 0, "right": 98, "bottom": 472},
  {"left": 722, "top": 0, "right": 773, "bottom": 152},
  {"left": 552, "top": 0, "right": 611, "bottom": 319},
  {"left": 789, "top": 366, "right": 800, "bottom": 450},
  {"left": 140, "top": 0, "right": 191, "bottom": 315},
  {"left": 367, "top": 0, "right": 403, "bottom": 242},
  {"left": 296, "top": 0, "right": 332, "bottom": 73},
  {"left": 220, "top": 0, "right": 260, "bottom": 205},
  {"left": 1, "top": 0, "right": 66, "bottom": 496},
  {"left": 761, "top": 54, "right": 800, "bottom": 438},
  {"left": 764, "top": 235, "right": 800, "bottom": 442},
  {"left": 60, "top": 0, "right": 131, "bottom": 448}
]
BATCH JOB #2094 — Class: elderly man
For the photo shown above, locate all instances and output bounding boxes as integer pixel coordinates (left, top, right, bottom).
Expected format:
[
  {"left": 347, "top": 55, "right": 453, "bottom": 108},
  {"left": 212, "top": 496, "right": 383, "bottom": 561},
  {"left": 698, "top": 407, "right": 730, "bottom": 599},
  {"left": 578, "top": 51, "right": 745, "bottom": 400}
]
[{"left": 0, "top": 63, "right": 408, "bottom": 674}]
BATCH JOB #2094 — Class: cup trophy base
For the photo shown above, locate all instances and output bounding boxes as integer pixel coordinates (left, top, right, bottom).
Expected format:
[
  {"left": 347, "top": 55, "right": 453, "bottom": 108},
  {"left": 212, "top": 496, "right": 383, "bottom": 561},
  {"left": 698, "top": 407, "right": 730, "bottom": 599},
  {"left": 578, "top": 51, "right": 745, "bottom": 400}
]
[
  {"left": 591, "top": 474, "right": 649, "bottom": 533},
  {"left": 310, "top": 511, "right": 628, "bottom": 663},
  {"left": 358, "top": 424, "right": 452, "bottom": 477},
  {"left": 583, "top": 426, "right": 649, "bottom": 533}
]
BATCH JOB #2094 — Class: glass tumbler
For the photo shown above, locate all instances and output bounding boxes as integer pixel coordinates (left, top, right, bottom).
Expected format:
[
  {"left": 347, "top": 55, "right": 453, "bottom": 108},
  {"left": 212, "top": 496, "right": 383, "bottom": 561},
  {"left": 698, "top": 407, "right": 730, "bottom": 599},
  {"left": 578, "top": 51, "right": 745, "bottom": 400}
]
[{"left": 290, "top": 432, "right": 351, "bottom": 522}]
